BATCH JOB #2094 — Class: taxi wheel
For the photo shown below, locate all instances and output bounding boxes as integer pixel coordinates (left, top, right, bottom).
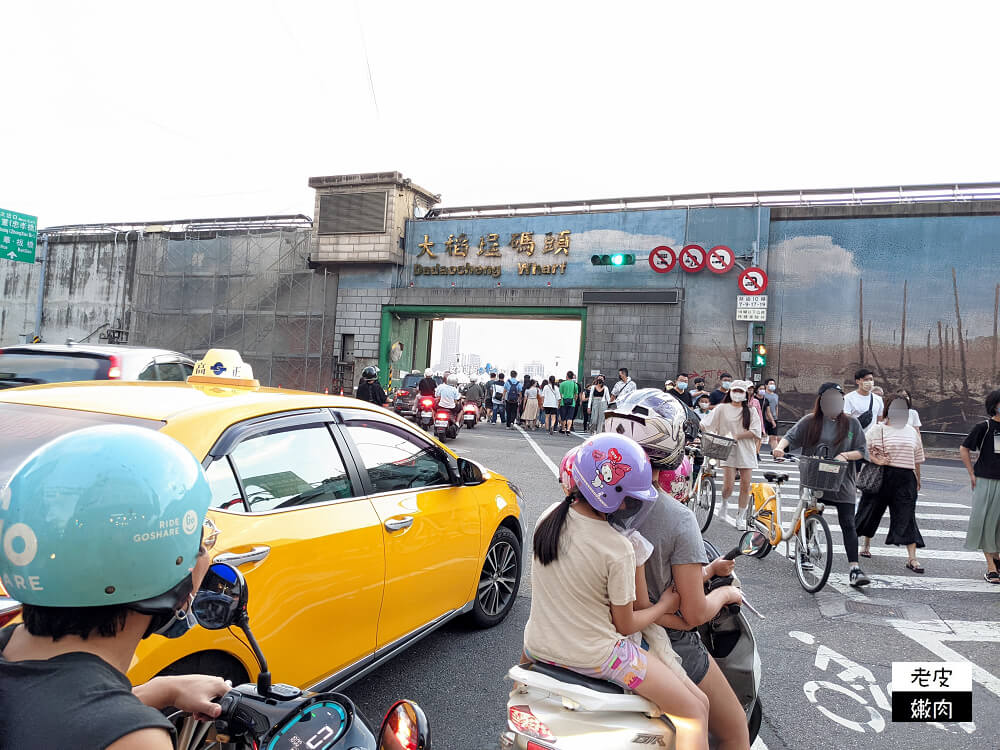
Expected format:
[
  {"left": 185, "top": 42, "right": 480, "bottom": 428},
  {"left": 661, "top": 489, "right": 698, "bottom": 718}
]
[
  {"left": 470, "top": 526, "right": 521, "bottom": 628},
  {"left": 157, "top": 649, "right": 249, "bottom": 687}
]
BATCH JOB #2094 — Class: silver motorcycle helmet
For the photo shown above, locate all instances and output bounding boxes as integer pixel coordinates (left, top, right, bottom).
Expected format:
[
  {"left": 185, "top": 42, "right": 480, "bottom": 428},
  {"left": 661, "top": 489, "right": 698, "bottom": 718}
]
[{"left": 603, "top": 387, "right": 688, "bottom": 470}]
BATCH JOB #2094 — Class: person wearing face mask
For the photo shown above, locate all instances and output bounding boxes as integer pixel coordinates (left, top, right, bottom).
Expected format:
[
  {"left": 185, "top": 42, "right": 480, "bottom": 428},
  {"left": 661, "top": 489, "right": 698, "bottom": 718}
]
[
  {"left": 688, "top": 377, "right": 708, "bottom": 402},
  {"left": 763, "top": 379, "right": 780, "bottom": 451},
  {"left": 749, "top": 386, "right": 767, "bottom": 461},
  {"left": 855, "top": 394, "right": 927, "bottom": 573},
  {"left": 773, "top": 383, "right": 871, "bottom": 587},
  {"left": 0, "top": 426, "right": 230, "bottom": 750},
  {"left": 701, "top": 379, "right": 762, "bottom": 530},
  {"left": 708, "top": 373, "right": 733, "bottom": 407},
  {"left": 695, "top": 394, "right": 713, "bottom": 425},
  {"left": 844, "top": 368, "right": 883, "bottom": 428},
  {"left": 961, "top": 389, "right": 1000, "bottom": 584},
  {"left": 665, "top": 373, "right": 693, "bottom": 407}
]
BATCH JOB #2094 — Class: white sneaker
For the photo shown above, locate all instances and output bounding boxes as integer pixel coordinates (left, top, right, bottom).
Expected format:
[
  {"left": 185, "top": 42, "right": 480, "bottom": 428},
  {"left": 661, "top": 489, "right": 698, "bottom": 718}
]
[{"left": 735, "top": 515, "right": 748, "bottom": 531}]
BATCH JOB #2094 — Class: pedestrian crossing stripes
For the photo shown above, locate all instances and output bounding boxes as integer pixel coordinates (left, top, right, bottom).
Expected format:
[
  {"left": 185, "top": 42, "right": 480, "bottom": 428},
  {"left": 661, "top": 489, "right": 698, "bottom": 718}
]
[{"left": 829, "top": 573, "right": 1000, "bottom": 594}]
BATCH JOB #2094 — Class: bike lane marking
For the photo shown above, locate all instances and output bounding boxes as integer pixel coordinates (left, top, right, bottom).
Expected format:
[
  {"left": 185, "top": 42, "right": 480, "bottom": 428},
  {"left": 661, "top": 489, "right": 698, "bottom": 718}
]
[
  {"left": 888, "top": 619, "right": 1000, "bottom": 701},
  {"left": 515, "top": 424, "right": 560, "bottom": 479}
]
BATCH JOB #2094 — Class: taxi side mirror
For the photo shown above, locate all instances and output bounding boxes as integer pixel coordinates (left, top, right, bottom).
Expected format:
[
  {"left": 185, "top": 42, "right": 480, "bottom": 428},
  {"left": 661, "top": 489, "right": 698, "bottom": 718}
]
[{"left": 457, "top": 457, "right": 485, "bottom": 486}]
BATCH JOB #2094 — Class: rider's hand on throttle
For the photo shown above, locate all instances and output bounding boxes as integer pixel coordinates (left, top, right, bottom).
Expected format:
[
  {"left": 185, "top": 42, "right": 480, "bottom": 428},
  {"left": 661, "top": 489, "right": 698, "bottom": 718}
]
[
  {"left": 711, "top": 557, "right": 735, "bottom": 578},
  {"left": 165, "top": 675, "right": 231, "bottom": 720}
]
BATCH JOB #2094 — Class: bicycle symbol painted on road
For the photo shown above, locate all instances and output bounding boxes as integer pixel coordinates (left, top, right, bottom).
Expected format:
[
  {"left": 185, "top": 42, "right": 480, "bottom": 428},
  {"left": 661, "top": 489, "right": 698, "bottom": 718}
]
[{"left": 789, "top": 630, "right": 975, "bottom": 736}]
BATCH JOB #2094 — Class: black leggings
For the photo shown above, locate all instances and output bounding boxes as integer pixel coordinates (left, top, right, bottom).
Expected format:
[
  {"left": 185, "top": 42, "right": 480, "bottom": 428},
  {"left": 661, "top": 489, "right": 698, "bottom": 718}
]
[{"left": 829, "top": 502, "right": 859, "bottom": 564}]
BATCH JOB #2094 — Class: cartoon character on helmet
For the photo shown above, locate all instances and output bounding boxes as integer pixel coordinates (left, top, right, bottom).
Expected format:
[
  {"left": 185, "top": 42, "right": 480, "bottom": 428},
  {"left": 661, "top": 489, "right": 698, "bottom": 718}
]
[
  {"left": 0, "top": 425, "right": 212, "bottom": 638},
  {"left": 569, "top": 434, "right": 658, "bottom": 518},
  {"left": 361, "top": 365, "right": 379, "bottom": 381},
  {"left": 558, "top": 448, "right": 578, "bottom": 496},
  {"left": 603, "top": 387, "right": 687, "bottom": 470},
  {"left": 657, "top": 455, "right": 694, "bottom": 503}
]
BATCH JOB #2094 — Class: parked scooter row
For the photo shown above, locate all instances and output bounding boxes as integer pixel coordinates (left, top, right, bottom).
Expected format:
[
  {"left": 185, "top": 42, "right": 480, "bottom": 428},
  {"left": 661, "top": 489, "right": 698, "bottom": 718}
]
[{"left": 501, "top": 531, "right": 769, "bottom": 750}]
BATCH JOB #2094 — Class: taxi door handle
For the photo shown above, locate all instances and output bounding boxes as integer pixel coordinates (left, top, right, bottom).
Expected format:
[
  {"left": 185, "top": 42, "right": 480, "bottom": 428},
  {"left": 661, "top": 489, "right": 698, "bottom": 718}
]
[
  {"left": 384, "top": 516, "right": 414, "bottom": 532},
  {"left": 214, "top": 545, "right": 271, "bottom": 567}
]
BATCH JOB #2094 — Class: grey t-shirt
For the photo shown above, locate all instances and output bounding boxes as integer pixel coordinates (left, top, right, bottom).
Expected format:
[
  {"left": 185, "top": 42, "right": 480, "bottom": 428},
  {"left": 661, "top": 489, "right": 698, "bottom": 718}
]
[
  {"left": 764, "top": 392, "right": 778, "bottom": 421},
  {"left": 637, "top": 489, "right": 709, "bottom": 600},
  {"left": 782, "top": 414, "right": 868, "bottom": 505}
]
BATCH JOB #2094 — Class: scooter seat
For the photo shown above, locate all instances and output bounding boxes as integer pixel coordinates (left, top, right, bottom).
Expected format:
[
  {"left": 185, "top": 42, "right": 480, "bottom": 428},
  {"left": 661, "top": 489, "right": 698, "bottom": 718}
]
[
  {"left": 762, "top": 472, "right": 789, "bottom": 484},
  {"left": 524, "top": 661, "right": 625, "bottom": 695}
]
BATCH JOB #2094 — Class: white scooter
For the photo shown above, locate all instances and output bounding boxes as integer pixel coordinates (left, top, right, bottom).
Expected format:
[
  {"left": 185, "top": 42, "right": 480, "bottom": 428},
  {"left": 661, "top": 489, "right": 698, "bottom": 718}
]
[{"left": 501, "top": 531, "right": 767, "bottom": 750}]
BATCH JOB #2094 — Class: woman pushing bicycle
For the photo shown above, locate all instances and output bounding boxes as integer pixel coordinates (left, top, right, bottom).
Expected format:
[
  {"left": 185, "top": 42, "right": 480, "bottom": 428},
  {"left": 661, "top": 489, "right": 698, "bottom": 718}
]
[{"left": 772, "top": 382, "right": 871, "bottom": 588}]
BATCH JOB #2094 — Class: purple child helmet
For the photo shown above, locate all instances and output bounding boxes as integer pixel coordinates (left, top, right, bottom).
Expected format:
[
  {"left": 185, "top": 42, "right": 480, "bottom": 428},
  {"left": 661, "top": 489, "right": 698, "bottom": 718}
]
[{"left": 570, "top": 433, "right": 658, "bottom": 514}]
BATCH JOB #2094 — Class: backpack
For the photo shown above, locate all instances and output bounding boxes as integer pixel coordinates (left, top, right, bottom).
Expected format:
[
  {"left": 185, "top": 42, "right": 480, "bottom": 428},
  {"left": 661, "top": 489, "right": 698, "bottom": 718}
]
[
  {"left": 492, "top": 382, "right": 505, "bottom": 402},
  {"left": 506, "top": 380, "right": 521, "bottom": 402}
]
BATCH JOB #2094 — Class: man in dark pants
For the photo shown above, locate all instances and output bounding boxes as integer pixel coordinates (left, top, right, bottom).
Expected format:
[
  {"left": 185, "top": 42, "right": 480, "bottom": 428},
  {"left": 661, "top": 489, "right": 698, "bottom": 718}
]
[{"left": 504, "top": 370, "right": 522, "bottom": 429}]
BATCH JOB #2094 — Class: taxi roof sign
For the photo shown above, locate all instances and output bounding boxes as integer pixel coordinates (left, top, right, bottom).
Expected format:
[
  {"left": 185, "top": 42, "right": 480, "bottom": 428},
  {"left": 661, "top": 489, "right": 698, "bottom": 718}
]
[{"left": 187, "top": 349, "right": 260, "bottom": 388}]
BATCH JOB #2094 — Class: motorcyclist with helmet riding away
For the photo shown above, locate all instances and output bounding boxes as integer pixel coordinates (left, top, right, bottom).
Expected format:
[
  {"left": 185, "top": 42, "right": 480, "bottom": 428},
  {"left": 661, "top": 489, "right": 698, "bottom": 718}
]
[
  {"left": 605, "top": 389, "right": 751, "bottom": 750},
  {"left": 435, "top": 374, "right": 462, "bottom": 419},
  {"left": 356, "top": 365, "right": 386, "bottom": 406},
  {"left": 417, "top": 367, "right": 438, "bottom": 397},
  {"left": 0, "top": 426, "right": 229, "bottom": 750},
  {"left": 524, "top": 433, "right": 711, "bottom": 750}
]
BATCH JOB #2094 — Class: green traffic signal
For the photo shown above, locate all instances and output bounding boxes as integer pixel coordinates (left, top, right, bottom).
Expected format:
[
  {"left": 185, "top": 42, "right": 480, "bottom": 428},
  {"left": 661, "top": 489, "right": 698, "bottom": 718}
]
[
  {"left": 752, "top": 343, "right": 767, "bottom": 368},
  {"left": 591, "top": 253, "right": 635, "bottom": 267}
]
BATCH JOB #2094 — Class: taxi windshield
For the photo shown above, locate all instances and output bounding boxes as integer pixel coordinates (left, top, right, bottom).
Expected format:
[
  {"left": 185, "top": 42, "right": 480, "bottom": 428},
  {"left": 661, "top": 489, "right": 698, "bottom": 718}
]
[{"left": 0, "top": 403, "right": 164, "bottom": 486}]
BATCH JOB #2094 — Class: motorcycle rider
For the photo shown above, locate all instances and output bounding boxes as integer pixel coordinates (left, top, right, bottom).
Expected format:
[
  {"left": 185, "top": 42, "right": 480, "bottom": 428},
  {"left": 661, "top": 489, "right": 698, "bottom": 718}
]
[
  {"left": 0, "top": 425, "right": 228, "bottom": 750},
  {"left": 435, "top": 374, "right": 462, "bottom": 419},
  {"left": 605, "top": 389, "right": 751, "bottom": 750},
  {"left": 417, "top": 367, "right": 438, "bottom": 397},
  {"left": 356, "top": 365, "right": 386, "bottom": 406},
  {"left": 525, "top": 434, "right": 710, "bottom": 750},
  {"left": 464, "top": 376, "right": 485, "bottom": 419}
]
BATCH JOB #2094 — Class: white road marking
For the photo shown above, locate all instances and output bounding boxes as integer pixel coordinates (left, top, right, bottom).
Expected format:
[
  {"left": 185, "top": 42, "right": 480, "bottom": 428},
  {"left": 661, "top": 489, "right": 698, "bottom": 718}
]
[
  {"left": 772, "top": 507, "right": 969, "bottom": 521},
  {"left": 890, "top": 621, "right": 1000, "bottom": 700},
  {"left": 917, "top": 500, "right": 971, "bottom": 508},
  {"left": 515, "top": 425, "right": 560, "bottom": 479},
  {"left": 831, "top": 545, "right": 981, "bottom": 561},
  {"left": 828, "top": 573, "right": 1000, "bottom": 594},
  {"left": 830, "top": 526, "right": 967, "bottom": 538}
]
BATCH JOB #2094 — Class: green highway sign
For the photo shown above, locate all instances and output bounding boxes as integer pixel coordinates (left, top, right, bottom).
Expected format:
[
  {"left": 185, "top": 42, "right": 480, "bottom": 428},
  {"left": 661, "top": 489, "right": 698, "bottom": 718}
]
[{"left": 0, "top": 208, "right": 38, "bottom": 263}]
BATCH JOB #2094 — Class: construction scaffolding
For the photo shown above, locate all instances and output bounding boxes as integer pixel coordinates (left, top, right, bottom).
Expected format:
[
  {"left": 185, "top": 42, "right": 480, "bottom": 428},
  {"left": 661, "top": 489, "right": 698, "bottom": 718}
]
[{"left": 129, "top": 217, "right": 337, "bottom": 392}]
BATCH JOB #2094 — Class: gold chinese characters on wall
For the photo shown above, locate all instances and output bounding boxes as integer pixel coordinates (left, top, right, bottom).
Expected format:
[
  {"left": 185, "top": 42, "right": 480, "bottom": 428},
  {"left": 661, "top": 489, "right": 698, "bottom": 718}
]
[{"left": 412, "top": 230, "right": 572, "bottom": 279}]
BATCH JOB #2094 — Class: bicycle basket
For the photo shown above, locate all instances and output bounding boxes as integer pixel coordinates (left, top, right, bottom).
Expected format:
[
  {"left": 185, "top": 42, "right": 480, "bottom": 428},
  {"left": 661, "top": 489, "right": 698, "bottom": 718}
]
[
  {"left": 700, "top": 432, "right": 736, "bottom": 461},
  {"left": 798, "top": 456, "right": 847, "bottom": 492}
]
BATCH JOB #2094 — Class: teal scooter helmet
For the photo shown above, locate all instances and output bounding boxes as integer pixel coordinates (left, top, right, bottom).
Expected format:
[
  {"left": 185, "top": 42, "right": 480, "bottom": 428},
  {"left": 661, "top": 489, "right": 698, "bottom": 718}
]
[{"left": 0, "top": 425, "right": 212, "bottom": 613}]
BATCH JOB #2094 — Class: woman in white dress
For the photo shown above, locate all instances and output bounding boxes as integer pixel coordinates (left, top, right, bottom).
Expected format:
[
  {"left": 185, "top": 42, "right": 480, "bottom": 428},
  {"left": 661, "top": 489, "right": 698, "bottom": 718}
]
[{"left": 701, "top": 379, "right": 763, "bottom": 530}]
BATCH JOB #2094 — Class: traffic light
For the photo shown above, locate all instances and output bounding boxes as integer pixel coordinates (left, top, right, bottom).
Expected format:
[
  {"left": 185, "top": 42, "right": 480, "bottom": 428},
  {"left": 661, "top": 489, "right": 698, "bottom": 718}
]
[
  {"left": 752, "top": 343, "right": 767, "bottom": 368},
  {"left": 591, "top": 253, "right": 635, "bottom": 266}
]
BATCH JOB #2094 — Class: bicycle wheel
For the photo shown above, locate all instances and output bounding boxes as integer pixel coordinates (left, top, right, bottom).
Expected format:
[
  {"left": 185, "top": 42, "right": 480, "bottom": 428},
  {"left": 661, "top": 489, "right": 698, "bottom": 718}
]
[
  {"left": 693, "top": 476, "right": 716, "bottom": 533},
  {"left": 794, "top": 514, "right": 833, "bottom": 593}
]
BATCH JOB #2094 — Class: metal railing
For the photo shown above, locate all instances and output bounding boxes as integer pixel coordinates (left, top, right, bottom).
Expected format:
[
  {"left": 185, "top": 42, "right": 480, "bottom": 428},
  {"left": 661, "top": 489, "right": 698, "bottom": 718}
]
[
  {"left": 426, "top": 182, "right": 1000, "bottom": 219},
  {"left": 39, "top": 215, "right": 313, "bottom": 236}
]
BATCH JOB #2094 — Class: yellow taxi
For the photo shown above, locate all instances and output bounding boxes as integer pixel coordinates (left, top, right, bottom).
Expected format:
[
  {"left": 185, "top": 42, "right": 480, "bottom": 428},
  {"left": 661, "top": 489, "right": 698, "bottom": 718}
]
[{"left": 0, "top": 350, "right": 524, "bottom": 690}]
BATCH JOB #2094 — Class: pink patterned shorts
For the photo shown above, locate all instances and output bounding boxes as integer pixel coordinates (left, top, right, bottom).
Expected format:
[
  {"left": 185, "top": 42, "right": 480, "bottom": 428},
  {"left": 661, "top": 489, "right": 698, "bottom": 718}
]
[{"left": 528, "top": 638, "right": 648, "bottom": 690}]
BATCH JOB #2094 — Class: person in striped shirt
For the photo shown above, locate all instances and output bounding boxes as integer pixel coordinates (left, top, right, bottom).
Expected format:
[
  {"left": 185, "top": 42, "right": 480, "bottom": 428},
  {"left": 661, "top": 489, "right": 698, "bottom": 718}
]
[{"left": 856, "top": 393, "right": 927, "bottom": 573}]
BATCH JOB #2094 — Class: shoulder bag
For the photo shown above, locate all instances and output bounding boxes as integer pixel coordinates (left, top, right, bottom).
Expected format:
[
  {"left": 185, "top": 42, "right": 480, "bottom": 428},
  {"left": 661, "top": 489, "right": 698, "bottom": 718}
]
[
  {"left": 856, "top": 426, "right": 885, "bottom": 493},
  {"left": 858, "top": 394, "right": 875, "bottom": 428}
]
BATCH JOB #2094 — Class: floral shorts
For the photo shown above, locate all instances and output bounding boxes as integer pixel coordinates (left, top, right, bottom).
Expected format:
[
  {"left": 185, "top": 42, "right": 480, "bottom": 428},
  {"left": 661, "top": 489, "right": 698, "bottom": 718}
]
[{"left": 527, "top": 638, "right": 648, "bottom": 690}]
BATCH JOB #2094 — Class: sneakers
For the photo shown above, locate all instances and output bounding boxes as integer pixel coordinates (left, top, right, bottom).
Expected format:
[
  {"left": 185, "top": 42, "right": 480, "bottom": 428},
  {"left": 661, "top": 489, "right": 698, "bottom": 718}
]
[
  {"left": 850, "top": 567, "right": 871, "bottom": 587},
  {"left": 798, "top": 552, "right": 814, "bottom": 571}
]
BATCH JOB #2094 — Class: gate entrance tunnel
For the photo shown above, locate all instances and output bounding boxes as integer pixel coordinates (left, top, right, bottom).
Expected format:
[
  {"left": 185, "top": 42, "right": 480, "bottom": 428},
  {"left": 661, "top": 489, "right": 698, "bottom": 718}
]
[{"left": 380, "top": 306, "right": 585, "bottom": 391}]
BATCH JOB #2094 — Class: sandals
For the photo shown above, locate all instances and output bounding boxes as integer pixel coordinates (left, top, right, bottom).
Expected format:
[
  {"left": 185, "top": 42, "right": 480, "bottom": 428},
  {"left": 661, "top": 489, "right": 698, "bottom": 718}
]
[
  {"left": 985, "top": 571, "right": 1000, "bottom": 584},
  {"left": 905, "top": 559, "right": 925, "bottom": 574},
  {"left": 859, "top": 548, "right": 872, "bottom": 558}
]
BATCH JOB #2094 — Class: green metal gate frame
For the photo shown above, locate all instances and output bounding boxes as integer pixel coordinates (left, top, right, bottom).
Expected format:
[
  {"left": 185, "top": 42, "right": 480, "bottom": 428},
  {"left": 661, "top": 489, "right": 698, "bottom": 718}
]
[{"left": 379, "top": 305, "right": 587, "bottom": 385}]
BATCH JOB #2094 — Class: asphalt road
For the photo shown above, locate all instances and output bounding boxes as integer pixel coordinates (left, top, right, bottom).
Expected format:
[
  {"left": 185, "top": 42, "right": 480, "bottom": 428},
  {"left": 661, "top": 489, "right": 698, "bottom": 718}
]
[{"left": 344, "top": 421, "right": 1000, "bottom": 750}]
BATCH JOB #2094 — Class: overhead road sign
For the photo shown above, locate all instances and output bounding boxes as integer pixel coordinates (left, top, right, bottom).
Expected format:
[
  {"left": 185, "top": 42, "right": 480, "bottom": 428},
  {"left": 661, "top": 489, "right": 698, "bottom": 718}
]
[
  {"left": 738, "top": 267, "right": 768, "bottom": 294},
  {"left": 648, "top": 246, "right": 676, "bottom": 273},
  {"left": 680, "top": 244, "right": 706, "bottom": 272},
  {"left": 708, "top": 245, "right": 735, "bottom": 273},
  {"left": 0, "top": 208, "right": 37, "bottom": 264}
]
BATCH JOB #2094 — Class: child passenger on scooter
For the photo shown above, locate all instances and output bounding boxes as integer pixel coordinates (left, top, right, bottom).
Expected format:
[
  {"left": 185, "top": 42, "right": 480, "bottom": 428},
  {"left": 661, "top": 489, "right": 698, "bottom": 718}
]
[
  {"left": 605, "top": 389, "right": 751, "bottom": 750},
  {"left": 524, "top": 434, "right": 711, "bottom": 750}
]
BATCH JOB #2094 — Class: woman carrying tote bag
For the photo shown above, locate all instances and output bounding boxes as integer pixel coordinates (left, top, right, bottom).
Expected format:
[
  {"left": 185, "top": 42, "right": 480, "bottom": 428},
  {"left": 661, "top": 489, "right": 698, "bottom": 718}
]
[{"left": 856, "top": 394, "right": 926, "bottom": 572}]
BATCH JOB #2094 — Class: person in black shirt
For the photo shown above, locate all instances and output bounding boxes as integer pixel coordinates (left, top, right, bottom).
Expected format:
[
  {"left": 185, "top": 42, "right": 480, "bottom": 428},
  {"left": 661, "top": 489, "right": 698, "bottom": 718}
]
[
  {"left": 0, "top": 427, "right": 229, "bottom": 750},
  {"left": 417, "top": 367, "right": 438, "bottom": 397},
  {"left": 961, "top": 389, "right": 1000, "bottom": 584},
  {"left": 708, "top": 372, "right": 733, "bottom": 406},
  {"left": 356, "top": 365, "right": 387, "bottom": 406},
  {"left": 665, "top": 373, "right": 694, "bottom": 407}
]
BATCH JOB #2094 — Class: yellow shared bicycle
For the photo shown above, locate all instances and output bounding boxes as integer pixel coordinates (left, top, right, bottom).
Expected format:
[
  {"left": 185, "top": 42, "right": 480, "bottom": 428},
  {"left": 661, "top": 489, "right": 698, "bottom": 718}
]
[{"left": 747, "top": 454, "right": 847, "bottom": 593}]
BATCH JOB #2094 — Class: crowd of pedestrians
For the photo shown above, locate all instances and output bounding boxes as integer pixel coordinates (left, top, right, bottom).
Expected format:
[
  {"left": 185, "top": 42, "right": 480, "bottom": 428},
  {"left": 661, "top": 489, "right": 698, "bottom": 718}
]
[{"left": 456, "top": 363, "right": 999, "bottom": 585}]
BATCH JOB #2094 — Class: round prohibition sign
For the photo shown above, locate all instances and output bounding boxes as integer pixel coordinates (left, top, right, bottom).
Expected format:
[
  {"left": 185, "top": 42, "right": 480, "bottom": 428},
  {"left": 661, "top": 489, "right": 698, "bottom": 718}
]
[
  {"left": 708, "top": 245, "right": 735, "bottom": 274},
  {"left": 738, "top": 267, "right": 769, "bottom": 294},
  {"left": 680, "top": 244, "right": 706, "bottom": 272},
  {"left": 648, "top": 245, "right": 676, "bottom": 273}
]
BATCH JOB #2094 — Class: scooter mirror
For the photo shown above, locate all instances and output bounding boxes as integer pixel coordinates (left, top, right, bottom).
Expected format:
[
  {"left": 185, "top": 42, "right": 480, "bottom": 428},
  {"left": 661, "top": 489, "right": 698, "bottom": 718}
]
[
  {"left": 378, "top": 700, "right": 430, "bottom": 750},
  {"left": 739, "top": 530, "right": 770, "bottom": 558},
  {"left": 192, "top": 563, "right": 247, "bottom": 630}
]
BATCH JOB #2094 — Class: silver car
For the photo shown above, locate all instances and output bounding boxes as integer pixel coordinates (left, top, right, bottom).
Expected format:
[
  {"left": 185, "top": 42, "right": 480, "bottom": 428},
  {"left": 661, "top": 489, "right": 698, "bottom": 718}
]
[{"left": 0, "top": 343, "right": 195, "bottom": 389}]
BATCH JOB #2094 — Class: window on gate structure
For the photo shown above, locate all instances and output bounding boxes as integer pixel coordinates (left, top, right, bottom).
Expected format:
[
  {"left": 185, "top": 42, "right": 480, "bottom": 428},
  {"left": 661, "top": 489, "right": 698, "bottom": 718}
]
[
  {"left": 343, "top": 417, "right": 451, "bottom": 494},
  {"left": 229, "top": 425, "right": 356, "bottom": 512}
]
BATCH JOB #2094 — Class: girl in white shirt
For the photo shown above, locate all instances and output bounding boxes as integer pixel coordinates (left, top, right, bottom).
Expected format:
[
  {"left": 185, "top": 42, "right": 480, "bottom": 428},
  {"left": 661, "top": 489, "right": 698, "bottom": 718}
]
[{"left": 541, "top": 376, "right": 561, "bottom": 434}]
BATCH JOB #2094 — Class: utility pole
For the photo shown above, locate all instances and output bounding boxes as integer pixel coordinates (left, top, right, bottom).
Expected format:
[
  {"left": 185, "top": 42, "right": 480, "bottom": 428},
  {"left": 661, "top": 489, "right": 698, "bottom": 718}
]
[{"left": 33, "top": 234, "right": 48, "bottom": 341}]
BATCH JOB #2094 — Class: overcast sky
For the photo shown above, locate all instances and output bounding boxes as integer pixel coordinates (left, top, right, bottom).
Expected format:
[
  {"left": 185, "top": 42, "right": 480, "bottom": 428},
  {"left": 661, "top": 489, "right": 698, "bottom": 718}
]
[
  {"left": 431, "top": 318, "right": 582, "bottom": 376},
  {"left": 4, "top": 1, "right": 1000, "bottom": 228}
]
